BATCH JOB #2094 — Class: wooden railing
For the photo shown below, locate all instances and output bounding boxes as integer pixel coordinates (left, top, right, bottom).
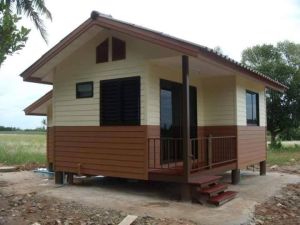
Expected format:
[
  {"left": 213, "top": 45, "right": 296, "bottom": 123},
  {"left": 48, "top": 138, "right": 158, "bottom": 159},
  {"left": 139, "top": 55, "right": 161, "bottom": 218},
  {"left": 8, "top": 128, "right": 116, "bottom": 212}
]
[
  {"left": 148, "top": 137, "right": 183, "bottom": 170},
  {"left": 148, "top": 136, "right": 237, "bottom": 173},
  {"left": 190, "top": 136, "right": 237, "bottom": 173}
]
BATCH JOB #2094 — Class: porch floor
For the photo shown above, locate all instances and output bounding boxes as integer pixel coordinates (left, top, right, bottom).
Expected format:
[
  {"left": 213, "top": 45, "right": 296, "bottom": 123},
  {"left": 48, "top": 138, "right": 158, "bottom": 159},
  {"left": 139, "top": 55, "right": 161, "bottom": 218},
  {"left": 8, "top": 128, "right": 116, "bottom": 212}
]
[{"left": 148, "top": 161, "right": 237, "bottom": 183}]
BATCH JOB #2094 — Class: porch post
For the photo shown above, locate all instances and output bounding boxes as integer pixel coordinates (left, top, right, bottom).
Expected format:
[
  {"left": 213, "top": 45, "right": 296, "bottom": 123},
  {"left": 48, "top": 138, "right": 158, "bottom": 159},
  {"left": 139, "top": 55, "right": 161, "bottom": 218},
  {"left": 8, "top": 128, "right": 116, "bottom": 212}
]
[{"left": 182, "top": 55, "right": 191, "bottom": 182}]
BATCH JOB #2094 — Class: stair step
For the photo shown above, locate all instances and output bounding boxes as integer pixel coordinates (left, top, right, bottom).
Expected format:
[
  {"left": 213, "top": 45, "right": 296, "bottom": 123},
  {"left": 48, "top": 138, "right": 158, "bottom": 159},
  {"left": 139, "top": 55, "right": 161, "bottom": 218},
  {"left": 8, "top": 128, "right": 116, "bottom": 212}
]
[
  {"left": 189, "top": 176, "right": 222, "bottom": 187},
  {"left": 199, "top": 183, "right": 228, "bottom": 196},
  {"left": 207, "top": 191, "right": 237, "bottom": 206}
]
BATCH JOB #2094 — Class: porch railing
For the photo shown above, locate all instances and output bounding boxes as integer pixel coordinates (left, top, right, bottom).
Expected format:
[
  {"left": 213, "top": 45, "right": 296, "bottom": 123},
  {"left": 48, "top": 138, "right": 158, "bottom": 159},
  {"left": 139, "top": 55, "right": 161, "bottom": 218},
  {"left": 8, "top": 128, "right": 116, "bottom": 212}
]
[
  {"left": 190, "top": 136, "right": 237, "bottom": 173},
  {"left": 148, "top": 136, "right": 237, "bottom": 173}
]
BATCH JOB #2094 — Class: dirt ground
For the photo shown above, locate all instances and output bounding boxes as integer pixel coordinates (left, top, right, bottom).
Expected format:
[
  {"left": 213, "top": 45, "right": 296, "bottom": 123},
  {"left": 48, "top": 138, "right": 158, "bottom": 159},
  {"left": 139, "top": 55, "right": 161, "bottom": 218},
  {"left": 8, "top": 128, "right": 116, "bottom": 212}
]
[{"left": 0, "top": 168, "right": 299, "bottom": 225}]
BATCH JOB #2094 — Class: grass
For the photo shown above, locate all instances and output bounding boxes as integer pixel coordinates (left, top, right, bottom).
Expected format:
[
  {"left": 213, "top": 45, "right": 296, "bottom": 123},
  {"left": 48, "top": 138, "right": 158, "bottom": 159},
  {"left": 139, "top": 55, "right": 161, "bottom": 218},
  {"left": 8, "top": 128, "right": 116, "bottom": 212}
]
[
  {"left": 267, "top": 144, "right": 300, "bottom": 166},
  {"left": 0, "top": 132, "right": 46, "bottom": 165}
]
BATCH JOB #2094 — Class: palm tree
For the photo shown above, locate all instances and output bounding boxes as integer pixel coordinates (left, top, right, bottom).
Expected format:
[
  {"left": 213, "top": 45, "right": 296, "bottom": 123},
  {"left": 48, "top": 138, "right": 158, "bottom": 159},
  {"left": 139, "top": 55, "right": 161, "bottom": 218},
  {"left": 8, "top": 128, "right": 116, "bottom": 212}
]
[{"left": 2, "top": 0, "right": 52, "bottom": 43}]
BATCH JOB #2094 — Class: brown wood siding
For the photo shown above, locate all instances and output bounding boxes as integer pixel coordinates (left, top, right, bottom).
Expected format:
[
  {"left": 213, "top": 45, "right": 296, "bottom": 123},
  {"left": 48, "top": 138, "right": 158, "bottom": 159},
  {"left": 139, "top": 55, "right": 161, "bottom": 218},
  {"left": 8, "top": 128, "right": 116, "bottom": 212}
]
[
  {"left": 198, "top": 126, "right": 237, "bottom": 137},
  {"left": 53, "top": 126, "right": 148, "bottom": 180},
  {"left": 237, "top": 126, "right": 266, "bottom": 168},
  {"left": 47, "top": 127, "right": 54, "bottom": 163}
]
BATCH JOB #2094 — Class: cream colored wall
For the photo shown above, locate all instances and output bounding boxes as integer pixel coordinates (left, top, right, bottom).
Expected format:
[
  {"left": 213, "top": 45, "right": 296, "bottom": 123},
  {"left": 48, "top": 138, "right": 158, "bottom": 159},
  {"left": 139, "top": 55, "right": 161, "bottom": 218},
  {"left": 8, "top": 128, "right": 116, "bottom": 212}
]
[
  {"left": 146, "top": 64, "right": 204, "bottom": 126},
  {"left": 200, "top": 76, "right": 236, "bottom": 126},
  {"left": 146, "top": 64, "right": 236, "bottom": 126},
  {"left": 52, "top": 28, "right": 266, "bottom": 128},
  {"left": 236, "top": 76, "right": 266, "bottom": 126},
  {"left": 53, "top": 30, "right": 178, "bottom": 126}
]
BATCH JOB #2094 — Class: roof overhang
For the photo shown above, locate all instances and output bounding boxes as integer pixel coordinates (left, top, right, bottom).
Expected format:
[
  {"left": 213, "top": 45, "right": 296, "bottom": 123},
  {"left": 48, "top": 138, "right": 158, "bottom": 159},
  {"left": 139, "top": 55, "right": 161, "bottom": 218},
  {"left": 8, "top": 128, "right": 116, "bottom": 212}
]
[
  {"left": 24, "top": 90, "right": 52, "bottom": 116},
  {"left": 20, "top": 11, "right": 287, "bottom": 92}
]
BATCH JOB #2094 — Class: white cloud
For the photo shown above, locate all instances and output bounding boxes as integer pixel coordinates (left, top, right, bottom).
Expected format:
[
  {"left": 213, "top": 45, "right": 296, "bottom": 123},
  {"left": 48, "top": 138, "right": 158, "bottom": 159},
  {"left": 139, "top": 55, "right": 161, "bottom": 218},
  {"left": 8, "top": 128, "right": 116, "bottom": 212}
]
[{"left": 0, "top": 0, "right": 299, "bottom": 128}]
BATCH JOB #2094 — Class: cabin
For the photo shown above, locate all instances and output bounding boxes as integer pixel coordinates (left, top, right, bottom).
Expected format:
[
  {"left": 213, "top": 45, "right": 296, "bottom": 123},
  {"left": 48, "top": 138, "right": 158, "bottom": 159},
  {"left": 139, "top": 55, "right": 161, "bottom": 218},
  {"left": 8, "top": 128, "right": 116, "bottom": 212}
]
[{"left": 23, "top": 11, "right": 286, "bottom": 205}]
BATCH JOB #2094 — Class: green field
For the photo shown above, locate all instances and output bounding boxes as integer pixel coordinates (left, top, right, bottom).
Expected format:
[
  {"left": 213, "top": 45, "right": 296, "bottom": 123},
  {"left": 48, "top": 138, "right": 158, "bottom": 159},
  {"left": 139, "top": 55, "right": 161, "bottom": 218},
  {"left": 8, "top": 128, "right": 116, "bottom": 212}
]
[
  {"left": 0, "top": 132, "right": 46, "bottom": 165},
  {"left": 267, "top": 144, "right": 300, "bottom": 166}
]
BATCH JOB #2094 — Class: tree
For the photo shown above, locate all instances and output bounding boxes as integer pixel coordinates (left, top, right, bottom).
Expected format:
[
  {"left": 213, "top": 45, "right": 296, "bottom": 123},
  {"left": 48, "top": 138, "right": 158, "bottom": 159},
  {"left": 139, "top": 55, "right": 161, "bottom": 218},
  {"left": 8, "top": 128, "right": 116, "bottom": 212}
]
[
  {"left": 0, "top": 3, "right": 30, "bottom": 65},
  {"left": 2, "top": 0, "right": 52, "bottom": 42},
  {"left": 241, "top": 41, "right": 300, "bottom": 146}
]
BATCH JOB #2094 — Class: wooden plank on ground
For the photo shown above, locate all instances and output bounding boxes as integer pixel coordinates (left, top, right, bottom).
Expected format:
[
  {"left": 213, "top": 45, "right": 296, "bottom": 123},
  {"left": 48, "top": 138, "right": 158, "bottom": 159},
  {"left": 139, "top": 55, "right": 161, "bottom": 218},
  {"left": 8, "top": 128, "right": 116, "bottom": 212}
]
[{"left": 118, "top": 215, "right": 138, "bottom": 225}]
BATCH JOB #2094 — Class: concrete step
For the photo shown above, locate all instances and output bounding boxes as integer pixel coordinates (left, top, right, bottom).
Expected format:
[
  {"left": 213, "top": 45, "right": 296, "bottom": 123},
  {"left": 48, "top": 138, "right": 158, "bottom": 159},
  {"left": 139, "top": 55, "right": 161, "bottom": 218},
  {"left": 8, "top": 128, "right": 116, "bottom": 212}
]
[{"left": 207, "top": 191, "right": 238, "bottom": 206}]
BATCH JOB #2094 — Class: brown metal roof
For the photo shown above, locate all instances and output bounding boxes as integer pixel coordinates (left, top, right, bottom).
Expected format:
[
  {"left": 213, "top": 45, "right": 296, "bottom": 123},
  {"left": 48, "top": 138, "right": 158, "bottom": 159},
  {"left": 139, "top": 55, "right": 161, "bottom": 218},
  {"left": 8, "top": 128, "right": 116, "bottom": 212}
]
[
  {"left": 20, "top": 11, "right": 287, "bottom": 91},
  {"left": 24, "top": 90, "right": 52, "bottom": 116}
]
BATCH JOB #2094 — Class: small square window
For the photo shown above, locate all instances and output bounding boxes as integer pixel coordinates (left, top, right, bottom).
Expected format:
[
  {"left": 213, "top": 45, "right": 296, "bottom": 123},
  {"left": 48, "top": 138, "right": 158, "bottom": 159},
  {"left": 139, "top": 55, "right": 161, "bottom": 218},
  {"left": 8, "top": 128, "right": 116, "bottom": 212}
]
[{"left": 76, "top": 82, "right": 93, "bottom": 98}]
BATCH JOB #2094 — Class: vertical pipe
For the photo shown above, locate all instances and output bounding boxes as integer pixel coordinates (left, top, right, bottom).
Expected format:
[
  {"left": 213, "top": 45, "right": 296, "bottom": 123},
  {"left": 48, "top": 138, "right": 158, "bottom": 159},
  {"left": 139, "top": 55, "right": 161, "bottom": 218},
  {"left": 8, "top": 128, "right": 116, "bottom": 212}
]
[{"left": 182, "top": 55, "right": 191, "bottom": 182}]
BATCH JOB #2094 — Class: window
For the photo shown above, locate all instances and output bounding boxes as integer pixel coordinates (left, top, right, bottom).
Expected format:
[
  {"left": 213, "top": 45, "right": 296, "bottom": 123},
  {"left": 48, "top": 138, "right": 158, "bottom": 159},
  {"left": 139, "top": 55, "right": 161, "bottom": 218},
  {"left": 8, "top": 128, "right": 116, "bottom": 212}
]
[
  {"left": 100, "top": 76, "right": 140, "bottom": 125},
  {"left": 76, "top": 82, "right": 93, "bottom": 98},
  {"left": 246, "top": 90, "right": 259, "bottom": 125},
  {"left": 112, "top": 37, "right": 126, "bottom": 61},
  {"left": 96, "top": 38, "right": 109, "bottom": 63}
]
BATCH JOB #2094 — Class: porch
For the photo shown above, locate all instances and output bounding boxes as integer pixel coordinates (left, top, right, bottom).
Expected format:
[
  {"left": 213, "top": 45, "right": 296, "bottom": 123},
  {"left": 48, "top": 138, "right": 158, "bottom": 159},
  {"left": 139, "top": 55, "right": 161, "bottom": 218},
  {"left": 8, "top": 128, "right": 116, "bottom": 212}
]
[{"left": 148, "top": 136, "right": 238, "bottom": 183}]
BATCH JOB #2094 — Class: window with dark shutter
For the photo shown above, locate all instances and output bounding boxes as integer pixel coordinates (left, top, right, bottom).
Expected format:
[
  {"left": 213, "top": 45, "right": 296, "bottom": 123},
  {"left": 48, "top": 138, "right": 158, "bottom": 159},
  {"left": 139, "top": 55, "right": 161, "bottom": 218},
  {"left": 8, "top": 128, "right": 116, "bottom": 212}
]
[
  {"left": 100, "top": 76, "right": 140, "bottom": 125},
  {"left": 112, "top": 37, "right": 126, "bottom": 61},
  {"left": 96, "top": 38, "right": 109, "bottom": 63},
  {"left": 76, "top": 82, "right": 93, "bottom": 98},
  {"left": 246, "top": 90, "right": 259, "bottom": 125}
]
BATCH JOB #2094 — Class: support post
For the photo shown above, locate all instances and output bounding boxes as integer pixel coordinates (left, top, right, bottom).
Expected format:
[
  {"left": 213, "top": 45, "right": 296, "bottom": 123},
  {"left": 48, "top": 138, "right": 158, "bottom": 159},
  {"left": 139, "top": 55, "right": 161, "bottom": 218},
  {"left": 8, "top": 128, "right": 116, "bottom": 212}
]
[
  {"left": 231, "top": 169, "right": 240, "bottom": 185},
  {"left": 180, "top": 183, "right": 192, "bottom": 202},
  {"left": 182, "top": 55, "right": 191, "bottom": 182},
  {"left": 260, "top": 161, "right": 266, "bottom": 176},
  {"left": 66, "top": 173, "right": 74, "bottom": 184},
  {"left": 47, "top": 163, "right": 54, "bottom": 172},
  {"left": 208, "top": 135, "right": 212, "bottom": 169},
  {"left": 55, "top": 171, "right": 64, "bottom": 184}
]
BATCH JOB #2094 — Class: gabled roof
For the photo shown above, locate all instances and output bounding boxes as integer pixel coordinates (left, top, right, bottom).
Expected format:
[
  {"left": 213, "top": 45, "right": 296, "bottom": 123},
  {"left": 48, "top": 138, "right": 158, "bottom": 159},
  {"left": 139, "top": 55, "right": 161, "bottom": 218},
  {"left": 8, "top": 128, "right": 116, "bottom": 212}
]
[
  {"left": 20, "top": 11, "right": 287, "bottom": 91},
  {"left": 24, "top": 90, "right": 52, "bottom": 116}
]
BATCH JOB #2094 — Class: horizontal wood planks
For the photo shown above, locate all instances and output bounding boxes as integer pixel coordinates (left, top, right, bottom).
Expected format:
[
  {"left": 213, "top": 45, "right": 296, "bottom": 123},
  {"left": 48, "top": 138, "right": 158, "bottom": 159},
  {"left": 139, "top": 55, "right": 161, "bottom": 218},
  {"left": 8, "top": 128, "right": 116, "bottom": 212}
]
[
  {"left": 53, "top": 126, "right": 148, "bottom": 180},
  {"left": 47, "top": 127, "right": 54, "bottom": 163},
  {"left": 237, "top": 126, "right": 266, "bottom": 168}
]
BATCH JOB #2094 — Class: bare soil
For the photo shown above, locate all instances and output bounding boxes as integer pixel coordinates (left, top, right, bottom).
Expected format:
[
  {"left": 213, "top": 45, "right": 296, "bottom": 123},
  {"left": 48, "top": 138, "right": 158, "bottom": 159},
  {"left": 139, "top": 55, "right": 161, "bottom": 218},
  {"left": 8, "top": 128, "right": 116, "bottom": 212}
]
[
  {"left": 251, "top": 183, "right": 300, "bottom": 225},
  {"left": 0, "top": 165, "right": 299, "bottom": 225},
  {"left": 0, "top": 179, "right": 195, "bottom": 225}
]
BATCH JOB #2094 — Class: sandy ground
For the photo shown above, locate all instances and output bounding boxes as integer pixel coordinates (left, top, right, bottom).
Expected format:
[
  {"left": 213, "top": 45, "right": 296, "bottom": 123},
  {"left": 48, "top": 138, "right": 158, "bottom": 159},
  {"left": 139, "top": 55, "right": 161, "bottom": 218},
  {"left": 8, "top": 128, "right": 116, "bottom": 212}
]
[{"left": 0, "top": 170, "right": 299, "bottom": 225}]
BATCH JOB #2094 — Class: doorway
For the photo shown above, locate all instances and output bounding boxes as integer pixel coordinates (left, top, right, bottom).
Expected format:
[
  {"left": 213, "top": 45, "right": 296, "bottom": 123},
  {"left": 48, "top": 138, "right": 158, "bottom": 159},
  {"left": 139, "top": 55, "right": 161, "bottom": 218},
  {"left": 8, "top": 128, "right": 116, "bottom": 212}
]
[{"left": 160, "top": 79, "right": 197, "bottom": 163}]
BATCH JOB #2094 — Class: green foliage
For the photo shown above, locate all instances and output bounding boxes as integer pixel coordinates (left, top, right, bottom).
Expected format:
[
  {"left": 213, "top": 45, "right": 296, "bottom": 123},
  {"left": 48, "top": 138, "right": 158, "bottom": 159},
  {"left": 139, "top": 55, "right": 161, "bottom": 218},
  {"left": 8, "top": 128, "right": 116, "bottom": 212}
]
[
  {"left": 0, "top": 3, "right": 30, "bottom": 66},
  {"left": 0, "top": 132, "right": 46, "bottom": 165},
  {"left": 241, "top": 41, "right": 300, "bottom": 144},
  {"left": 1, "top": 0, "right": 52, "bottom": 42}
]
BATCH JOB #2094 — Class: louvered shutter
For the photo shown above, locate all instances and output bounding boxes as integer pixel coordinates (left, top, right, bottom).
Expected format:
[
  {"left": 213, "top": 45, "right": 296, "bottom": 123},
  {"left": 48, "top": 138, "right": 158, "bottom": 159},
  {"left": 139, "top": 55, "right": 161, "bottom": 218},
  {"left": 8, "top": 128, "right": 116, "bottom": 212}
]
[{"left": 100, "top": 76, "right": 140, "bottom": 125}]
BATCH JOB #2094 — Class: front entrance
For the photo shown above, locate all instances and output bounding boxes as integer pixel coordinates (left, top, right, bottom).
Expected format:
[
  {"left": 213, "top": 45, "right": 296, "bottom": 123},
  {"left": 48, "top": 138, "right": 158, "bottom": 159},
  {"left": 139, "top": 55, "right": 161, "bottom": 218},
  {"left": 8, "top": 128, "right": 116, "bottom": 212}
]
[{"left": 160, "top": 79, "right": 197, "bottom": 163}]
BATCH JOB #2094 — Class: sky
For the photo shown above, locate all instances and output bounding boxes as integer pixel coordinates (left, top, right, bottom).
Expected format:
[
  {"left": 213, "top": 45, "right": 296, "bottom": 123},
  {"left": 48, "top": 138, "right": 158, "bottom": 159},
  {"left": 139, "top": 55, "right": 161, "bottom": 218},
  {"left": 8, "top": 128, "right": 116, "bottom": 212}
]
[{"left": 0, "top": 0, "right": 299, "bottom": 129}]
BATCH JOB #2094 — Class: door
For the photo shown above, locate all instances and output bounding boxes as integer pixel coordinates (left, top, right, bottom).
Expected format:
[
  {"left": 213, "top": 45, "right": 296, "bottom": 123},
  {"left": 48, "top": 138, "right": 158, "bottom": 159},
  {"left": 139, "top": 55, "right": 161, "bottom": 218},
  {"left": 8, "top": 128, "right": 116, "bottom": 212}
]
[{"left": 160, "top": 79, "right": 197, "bottom": 163}]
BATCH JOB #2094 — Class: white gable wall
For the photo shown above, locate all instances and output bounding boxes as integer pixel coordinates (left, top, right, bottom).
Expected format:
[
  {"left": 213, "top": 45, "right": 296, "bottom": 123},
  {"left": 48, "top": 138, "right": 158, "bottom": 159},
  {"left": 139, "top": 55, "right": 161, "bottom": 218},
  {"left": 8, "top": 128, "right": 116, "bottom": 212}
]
[{"left": 53, "top": 29, "right": 179, "bottom": 126}]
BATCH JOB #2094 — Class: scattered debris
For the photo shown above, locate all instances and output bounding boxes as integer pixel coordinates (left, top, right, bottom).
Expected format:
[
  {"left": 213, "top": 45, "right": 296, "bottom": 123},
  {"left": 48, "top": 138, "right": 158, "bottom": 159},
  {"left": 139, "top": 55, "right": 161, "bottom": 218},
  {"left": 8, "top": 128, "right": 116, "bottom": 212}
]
[
  {"left": 0, "top": 190, "right": 196, "bottom": 225},
  {"left": 0, "top": 166, "right": 17, "bottom": 172},
  {"left": 118, "top": 215, "right": 137, "bottom": 225},
  {"left": 250, "top": 183, "right": 300, "bottom": 225}
]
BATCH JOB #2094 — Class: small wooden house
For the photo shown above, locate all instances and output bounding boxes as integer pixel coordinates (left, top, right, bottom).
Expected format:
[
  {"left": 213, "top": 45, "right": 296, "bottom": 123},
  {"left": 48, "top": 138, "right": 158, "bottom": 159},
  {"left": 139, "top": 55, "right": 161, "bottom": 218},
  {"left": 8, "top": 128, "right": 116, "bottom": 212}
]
[{"left": 23, "top": 12, "right": 286, "bottom": 205}]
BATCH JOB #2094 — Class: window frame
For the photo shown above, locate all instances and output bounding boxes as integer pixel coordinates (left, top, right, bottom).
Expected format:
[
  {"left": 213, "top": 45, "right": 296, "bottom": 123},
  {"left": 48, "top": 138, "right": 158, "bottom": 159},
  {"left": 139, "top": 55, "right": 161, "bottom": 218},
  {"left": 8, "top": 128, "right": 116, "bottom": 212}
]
[
  {"left": 76, "top": 81, "right": 94, "bottom": 99},
  {"left": 100, "top": 76, "right": 140, "bottom": 126},
  {"left": 246, "top": 90, "right": 260, "bottom": 126}
]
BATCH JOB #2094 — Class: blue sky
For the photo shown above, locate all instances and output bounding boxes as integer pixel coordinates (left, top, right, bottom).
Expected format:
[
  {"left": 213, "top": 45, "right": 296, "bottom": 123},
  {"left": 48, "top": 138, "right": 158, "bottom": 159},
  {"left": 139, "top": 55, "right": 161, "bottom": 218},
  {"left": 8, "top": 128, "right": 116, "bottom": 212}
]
[{"left": 0, "top": 0, "right": 300, "bottom": 129}]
